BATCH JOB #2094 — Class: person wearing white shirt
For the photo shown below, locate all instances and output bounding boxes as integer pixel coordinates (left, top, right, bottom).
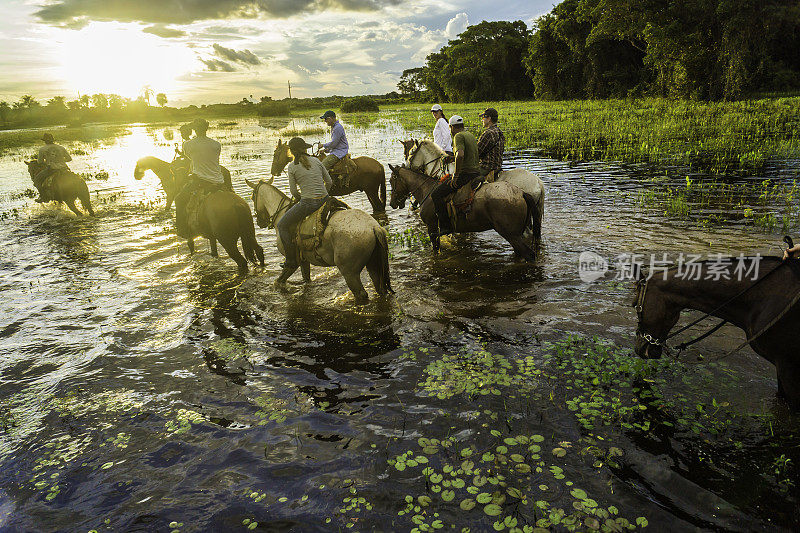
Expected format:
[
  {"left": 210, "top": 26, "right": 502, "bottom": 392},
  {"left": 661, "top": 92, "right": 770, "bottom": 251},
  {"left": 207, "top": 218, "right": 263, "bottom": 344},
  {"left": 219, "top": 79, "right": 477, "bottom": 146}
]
[{"left": 430, "top": 104, "right": 453, "bottom": 155}]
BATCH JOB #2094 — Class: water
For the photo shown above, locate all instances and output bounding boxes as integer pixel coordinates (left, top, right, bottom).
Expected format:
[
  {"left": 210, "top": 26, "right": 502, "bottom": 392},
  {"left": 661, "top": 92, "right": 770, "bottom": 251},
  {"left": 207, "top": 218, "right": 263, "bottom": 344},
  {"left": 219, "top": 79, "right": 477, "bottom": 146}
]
[{"left": 0, "top": 118, "right": 798, "bottom": 532}]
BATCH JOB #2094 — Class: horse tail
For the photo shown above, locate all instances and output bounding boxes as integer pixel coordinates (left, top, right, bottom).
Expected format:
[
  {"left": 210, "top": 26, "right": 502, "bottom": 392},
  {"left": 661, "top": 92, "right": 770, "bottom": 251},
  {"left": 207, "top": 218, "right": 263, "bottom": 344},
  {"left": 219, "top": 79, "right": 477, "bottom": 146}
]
[
  {"left": 78, "top": 178, "right": 95, "bottom": 216},
  {"left": 367, "top": 224, "right": 393, "bottom": 296},
  {"left": 379, "top": 167, "right": 387, "bottom": 210},
  {"left": 237, "top": 201, "right": 264, "bottom": 266},
  {"left": 523, "top": 192, "right": 542, "bottom": 241}
]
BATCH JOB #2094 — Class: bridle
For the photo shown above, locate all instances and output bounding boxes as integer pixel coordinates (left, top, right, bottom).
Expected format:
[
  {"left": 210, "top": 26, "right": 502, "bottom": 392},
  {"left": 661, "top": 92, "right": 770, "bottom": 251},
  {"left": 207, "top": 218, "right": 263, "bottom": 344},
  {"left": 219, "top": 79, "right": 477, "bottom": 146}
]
[
  {"left": 252, "top": 180, "right": 293, "bottom": 229},
  {"left": 633, "top": 278, "right": 666, "bottom": 350},
  {"left": 391, "top": 166, "right": 436, "bottom": 207},
  {"left": 407, "top": 143, "right": 444, "bottom": 177}
]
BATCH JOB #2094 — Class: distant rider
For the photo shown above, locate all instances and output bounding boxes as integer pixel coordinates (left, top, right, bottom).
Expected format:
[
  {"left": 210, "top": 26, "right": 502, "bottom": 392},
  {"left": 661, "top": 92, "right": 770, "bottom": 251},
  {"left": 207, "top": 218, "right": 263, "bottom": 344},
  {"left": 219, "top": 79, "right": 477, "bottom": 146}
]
[
  {"left": 430, "top": 115, "right": 481, "bottom": 237},
  {"left": 34, "top": 133, "right": 72, "bottom": 202},
  {"left": 477, "top": 108, "right": 505, "bottom": 181},
  {"left": 319, "top": 110, "right": 349, "bottom": 173},
  {"left": 277, "top": 137, "right": 332, "bottom": 282},
  {"left": 174, "top": 118, "right": 225, "bottom": 237},
  {"left": 430, "top": 104, "right": 453, "bottom": 155}
]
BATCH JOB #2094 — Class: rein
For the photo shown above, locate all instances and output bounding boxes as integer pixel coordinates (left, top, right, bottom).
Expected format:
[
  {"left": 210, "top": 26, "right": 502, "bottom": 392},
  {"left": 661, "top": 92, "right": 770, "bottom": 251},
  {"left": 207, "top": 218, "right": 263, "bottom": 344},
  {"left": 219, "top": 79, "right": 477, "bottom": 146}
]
[
  {"left": 408, "top": 144, "right": 445, "bottom": 178},
  {"left": 392, "top": 167, "right": 439, "bottom": 208},
  {"left": 253, "top": 180, "right": 294, "bottom": 229}
]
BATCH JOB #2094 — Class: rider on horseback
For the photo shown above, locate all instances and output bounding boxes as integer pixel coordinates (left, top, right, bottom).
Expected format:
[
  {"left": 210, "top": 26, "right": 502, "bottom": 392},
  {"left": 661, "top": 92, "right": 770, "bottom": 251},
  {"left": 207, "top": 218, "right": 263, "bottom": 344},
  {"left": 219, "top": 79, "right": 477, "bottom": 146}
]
[
  {"left": 319, "top": 110, "right": 349, "bottom": 184},
  {"left": 174, "top": 118, "right": 226, "bottom": 237},
  {"left": 277, "top": 137, "right": 332, "bottom": 281},
  {"left": 477, "top": 108, "right": 505, "bottom": 182},
  {"left": 431, "top": 115, "right": 481, "bottom": 237},
  {"left": 430, "top": 104, "right": 453, "bottom": 155},
  {"left": 34, "top": 133, "right": 72, "bottom": 203}
]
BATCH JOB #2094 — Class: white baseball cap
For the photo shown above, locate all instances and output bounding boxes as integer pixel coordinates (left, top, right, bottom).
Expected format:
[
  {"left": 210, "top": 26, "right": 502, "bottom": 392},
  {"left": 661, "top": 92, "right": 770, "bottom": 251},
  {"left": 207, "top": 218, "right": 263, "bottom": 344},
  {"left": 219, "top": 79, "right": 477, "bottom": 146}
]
[
  {"left": 448, "top": 115, "right": 463, "bottom": 126},
  {"left": 430, "top": 104, "right": 443, "bottom": 112}
]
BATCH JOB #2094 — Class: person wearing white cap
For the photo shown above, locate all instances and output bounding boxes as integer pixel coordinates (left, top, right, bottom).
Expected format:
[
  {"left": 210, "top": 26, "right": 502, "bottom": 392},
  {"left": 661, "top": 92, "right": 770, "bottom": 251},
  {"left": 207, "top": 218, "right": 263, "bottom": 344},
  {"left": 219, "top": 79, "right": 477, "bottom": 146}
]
[
  {"left": 430, "top": 104, "right": 452, "bottom": 155},
  {"left": 429, "top": 114, "right": 480, "bottom": 237}
]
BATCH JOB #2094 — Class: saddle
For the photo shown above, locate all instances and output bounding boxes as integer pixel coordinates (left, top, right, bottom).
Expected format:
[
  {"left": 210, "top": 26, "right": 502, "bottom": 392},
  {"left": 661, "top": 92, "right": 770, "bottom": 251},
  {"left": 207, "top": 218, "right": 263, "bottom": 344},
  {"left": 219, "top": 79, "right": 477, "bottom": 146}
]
[
  {"left": 186, "top": 179, "right": 227, "bottom": 236},
  {"left": 296, "top": 197, "right": 350, "bottom": 260},
  {"left": 329, "top": 154, "right": 358, "bottom": 192},
  {"left": 441, "top": 175, "right": 485, "bottom": 229}
]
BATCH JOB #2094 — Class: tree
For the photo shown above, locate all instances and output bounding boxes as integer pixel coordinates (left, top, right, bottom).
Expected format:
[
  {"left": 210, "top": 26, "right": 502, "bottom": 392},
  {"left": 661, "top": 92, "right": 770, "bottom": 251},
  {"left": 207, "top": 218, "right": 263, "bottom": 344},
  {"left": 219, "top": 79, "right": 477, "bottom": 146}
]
[
  {"left": 141, "top": 85, "right": 154, "bottom": 106},
  {"left": 18, "top": 95, "right": 39, "bottom": 109},
  {"left": 46, "top": 96, "right": 67, "bottom": 111},
  {"left": 0, "top": 101, "right": 10, "bottom": 124},
  {"left": 156, "top": 93, "right": 167, "bottom": 107},
  {"left": 108, "top": 94, "right": 125, "bottom": 110},
  {"left": 397, "top": 68, "right": 426, "bottom": 98},
  {"left": 67, "top": 100, "right": 81, "bottom": 111},
  {"left": 418, "top": 21, "right": 534, "bottom": 102},
  {"left": 91, "top": 93, "right": 108, "bottom": 109}
]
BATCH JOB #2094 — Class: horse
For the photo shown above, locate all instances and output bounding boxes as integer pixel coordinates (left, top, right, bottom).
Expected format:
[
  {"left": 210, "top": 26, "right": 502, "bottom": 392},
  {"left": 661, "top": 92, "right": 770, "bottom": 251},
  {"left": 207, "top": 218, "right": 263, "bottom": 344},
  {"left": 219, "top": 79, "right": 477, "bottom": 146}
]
[
  {"left": 632, "top": 256, "right": 800, "bottom": 410},
  {"left": 25, "top": 160, "right": 95, "bottom": 216},
  {"left": 401, "top": 139, "right": 545, "bottom": 241},
  {"left": 246, "top": 178, "right": 392, "bottom": 303},
  {"left": 270, "top": 140, "right": 386, "bottom": 214},
  {"left": 182, "top": 189, "right": 265, "bottom": 274},
  {"left": 134, "top": 156, "right": 232, "bottom": 210},
  {"left": 388, "top": 164, "right": 538, "bottom": 260}
]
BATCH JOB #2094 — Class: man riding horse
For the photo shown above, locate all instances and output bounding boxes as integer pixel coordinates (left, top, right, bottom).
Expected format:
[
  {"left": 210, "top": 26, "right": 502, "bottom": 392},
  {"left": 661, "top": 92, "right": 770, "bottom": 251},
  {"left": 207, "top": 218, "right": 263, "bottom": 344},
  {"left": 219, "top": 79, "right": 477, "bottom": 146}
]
[
  {"left": 34, "top": 133, "right": 72, "bottom": 203},
  {"left": 319, "top": 110, "right": 349, "bottom": 187},
  {"left": 430, "top": 115, "right": 481, "bottom": 238},
  {"left": 174, "top": 118, "right": 227, "bottom": 238},
  {"left": 477, "top": 108, "right": 505, "bottom": 182}
]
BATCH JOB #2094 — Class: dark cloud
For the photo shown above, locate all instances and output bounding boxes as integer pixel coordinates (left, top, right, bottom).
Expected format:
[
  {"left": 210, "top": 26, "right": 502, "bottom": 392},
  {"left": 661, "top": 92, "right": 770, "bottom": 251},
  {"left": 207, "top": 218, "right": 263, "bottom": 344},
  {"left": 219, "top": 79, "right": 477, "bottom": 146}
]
[
  {"left": 202, "top": 58, "right": 237, "bottom": 72},
  {"left": 213, "top": 43, "right": 261, "bottom": 65},
  {"left": 142, "top": 24, "right": 186, "bottom": 38},
  {"left": 34, "top": 0, "right": 401, "bottom": 26}
]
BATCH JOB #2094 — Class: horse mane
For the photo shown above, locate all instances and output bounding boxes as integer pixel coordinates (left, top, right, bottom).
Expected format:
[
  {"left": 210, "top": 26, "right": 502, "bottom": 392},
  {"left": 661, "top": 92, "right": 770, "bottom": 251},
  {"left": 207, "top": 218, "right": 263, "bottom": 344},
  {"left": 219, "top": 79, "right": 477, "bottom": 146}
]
[{"left": 419, "top": 140, "right": 445, "bottom": 157}]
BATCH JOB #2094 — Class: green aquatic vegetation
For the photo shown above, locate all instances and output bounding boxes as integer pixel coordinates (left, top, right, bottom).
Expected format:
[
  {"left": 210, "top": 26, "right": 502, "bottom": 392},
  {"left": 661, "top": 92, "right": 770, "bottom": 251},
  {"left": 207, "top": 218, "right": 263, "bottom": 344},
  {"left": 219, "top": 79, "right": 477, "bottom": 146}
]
[
  {"left": 210, "top": 338, "right": 253, "bottom": 363},
  {"left": 165, "top": 408, "right": 204, "bottom": 435},
  {"left": 253, "top": 394, "right": 292, "bottom": 424},
  {"left": 388, "top": 227, "right": 431, "bottom": 250}
]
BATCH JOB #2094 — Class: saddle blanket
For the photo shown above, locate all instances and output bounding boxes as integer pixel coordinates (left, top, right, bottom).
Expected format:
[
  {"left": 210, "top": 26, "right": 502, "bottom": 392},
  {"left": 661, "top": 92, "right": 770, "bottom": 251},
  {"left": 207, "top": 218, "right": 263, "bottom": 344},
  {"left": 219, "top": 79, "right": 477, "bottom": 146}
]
[{"left": 296, "top": 197, "right": 350, "bottom": 260}]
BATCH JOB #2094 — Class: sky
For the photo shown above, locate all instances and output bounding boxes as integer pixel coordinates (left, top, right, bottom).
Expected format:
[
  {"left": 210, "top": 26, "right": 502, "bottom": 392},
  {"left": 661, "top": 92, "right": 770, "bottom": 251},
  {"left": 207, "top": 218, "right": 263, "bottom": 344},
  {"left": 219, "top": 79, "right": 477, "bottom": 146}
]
[{"left": 0, "top": 0, "right": 553, "bottom": 106}]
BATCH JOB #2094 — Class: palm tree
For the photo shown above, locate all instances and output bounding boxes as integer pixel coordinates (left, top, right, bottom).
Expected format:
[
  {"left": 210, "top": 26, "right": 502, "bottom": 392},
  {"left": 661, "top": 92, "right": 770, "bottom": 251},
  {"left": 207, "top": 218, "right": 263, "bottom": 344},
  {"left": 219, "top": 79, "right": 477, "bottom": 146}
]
[
  {"left": 19, "top": 95, "right": 39, "bottom": 109},
  {"left": 141, "top": 85, "right": 154, "bottom": 106}
]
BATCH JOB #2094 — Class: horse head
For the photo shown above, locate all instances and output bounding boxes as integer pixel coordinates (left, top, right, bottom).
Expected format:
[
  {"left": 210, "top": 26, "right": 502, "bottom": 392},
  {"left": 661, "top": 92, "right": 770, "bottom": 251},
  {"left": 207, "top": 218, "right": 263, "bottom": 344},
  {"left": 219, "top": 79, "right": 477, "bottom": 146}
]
[
  {"left": 271, "top": 139, "right": 292, "bottom": 176},
  {"left": 388, "top": 164, "right": 408, "bottom": 210},
  {"left": 25, "top": 160, "right": 41, "bottom": 178},
  {"left": 133, "top": 159, "right": 145, "bottom": 180},
  {"left": 246, "top": 177, "right": 276, "bottom": 228},
  {"left": 400, "top": 139, "right": 416, "bottom": 161},
  {"left": 632, "top": 268, "right": 681, "bottom": 359}
]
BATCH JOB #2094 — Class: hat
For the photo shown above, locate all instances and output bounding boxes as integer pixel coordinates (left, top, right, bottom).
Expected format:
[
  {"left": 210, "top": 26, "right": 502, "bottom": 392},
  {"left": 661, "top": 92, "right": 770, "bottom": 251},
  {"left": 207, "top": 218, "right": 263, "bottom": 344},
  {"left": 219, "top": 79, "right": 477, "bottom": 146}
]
[
  {"left": 430, "top": 104, "right": 443, "bottom": 112},
  {"left": 42, "top": 133, "right": 54, "bottom": 142},
  {"left": 287, "top": 137, "right": 312, "bottom": 152},
  {"left": 479, "top": 108, "right": 498, "bottom": 121},
  {"left": 448, "top": 115, "right": 464, "bottom": 126},
  {"left": 320, "top": 110, "right": 336, "bottom": 120},
  {"left": 192, "top": 118, "right": 209, "bottom": 131}
]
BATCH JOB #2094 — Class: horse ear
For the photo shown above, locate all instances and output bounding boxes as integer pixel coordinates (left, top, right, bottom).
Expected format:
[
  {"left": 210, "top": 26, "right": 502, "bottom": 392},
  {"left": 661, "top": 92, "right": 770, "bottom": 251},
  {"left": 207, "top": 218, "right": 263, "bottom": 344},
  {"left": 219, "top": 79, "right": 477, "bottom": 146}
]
[
  {"left": 267, "top": 176, "right": 274, "bottom": 185},
  {"left": 388, "top": 163, "right": 396, "bottom": 171},
  {"left": 245, "top": 178, "right": 259, "bottom": 189},
  {"left": 277, "top": 139, "right": 282, "bottom": 147},
  {"left": 414, "top": 140, "right": 420, "bottom": 148}
]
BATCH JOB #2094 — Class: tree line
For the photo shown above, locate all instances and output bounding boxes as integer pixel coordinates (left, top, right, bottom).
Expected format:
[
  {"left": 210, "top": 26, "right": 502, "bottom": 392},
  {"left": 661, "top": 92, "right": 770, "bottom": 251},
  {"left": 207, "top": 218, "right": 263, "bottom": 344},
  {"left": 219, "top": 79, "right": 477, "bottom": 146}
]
[{"left": 399, "top": 0, "right": 800, "bottom": 102}]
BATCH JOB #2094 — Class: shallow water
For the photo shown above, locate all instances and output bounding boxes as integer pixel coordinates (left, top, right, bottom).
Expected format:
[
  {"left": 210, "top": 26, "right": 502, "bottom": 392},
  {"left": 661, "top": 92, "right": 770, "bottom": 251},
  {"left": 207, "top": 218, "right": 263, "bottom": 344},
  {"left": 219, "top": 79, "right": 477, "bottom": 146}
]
[{"left": 0, "top": 117, "right": 798, "bottom": 532}]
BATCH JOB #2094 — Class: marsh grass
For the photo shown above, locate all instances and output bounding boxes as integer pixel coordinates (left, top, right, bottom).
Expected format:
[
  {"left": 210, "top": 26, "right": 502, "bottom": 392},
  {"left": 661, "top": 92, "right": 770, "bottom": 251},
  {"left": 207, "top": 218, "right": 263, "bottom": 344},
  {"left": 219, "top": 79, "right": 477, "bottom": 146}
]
[{"left": 0, "top": 125, "right": 129, "bottom": 153}]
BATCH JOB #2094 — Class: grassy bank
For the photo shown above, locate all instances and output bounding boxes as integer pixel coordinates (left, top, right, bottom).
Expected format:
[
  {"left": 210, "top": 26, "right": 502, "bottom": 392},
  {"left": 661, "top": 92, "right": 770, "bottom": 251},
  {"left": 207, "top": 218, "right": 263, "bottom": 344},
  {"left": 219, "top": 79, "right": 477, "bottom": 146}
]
[
  {"left": 321, "top": 97, "right": 800, "bottom": 175},
  {"left": 0, "top": 124, "right": 129, "bottom": 154}
]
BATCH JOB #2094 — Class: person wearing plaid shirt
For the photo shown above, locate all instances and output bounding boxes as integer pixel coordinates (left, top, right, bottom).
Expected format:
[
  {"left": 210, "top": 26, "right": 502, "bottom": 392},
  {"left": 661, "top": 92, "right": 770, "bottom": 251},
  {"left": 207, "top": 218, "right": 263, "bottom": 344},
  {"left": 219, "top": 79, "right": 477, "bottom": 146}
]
[{"left": 477, "top": 108, "right": 505, "bottom": 180}]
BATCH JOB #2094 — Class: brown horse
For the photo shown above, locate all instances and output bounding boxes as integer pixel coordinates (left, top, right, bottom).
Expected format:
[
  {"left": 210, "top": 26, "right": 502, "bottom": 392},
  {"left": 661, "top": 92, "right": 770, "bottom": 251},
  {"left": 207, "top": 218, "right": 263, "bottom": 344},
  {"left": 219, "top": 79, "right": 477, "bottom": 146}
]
[
  {"left": 633, "top": 256, "right": 800, "bottom": 410},
  {"left": 183, "top": 190, "right": 265, "bottom": 274},
  {"left": 134, "top": 156, "right": 232, "bottom": 210},
  {"left": 270, "top": 140, "right": 386, "bottom": 214},
  {"left": 388, "top": 164, "right": 538, "bottom": 260},
  {"left": 25, "top": 160, "right": 95, "bottom": 216}
]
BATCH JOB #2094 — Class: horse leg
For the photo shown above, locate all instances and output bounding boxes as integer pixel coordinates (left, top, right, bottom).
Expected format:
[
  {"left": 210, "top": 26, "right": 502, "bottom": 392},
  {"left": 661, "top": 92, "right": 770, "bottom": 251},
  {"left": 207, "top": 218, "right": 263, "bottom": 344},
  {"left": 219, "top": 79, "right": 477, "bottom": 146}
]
[
  {"left": 365, "top": 187, "right": 381, "bottom": 215},
  {"left": 209, "top": 238, "right": 219, "bottom": 257},
  {"left": 165, "top": 193, "right": 175, "bottom": 211},
  {"left": 340, "top": 269, "right": 369, "bottom": 303},
  {"left": 66, "top": 199, "right": 83, "bottom": 217},
  {"left": 301, "top": 261, "right": 312, "bottom": 283},
  {"left": 78, "top": 188, "right": 95, "bottom": 216},
  {"left": 499, "top": 230, "right": 536, "bottom": 262},
  {"left": 219, "top": 237, "right": 248, "bottom": 274},
  {"left": 187, "top": 237, "right": 195, "bottom": 255},
  {"left": 776, "top": 358, "right": 800, "bottom": 411}
]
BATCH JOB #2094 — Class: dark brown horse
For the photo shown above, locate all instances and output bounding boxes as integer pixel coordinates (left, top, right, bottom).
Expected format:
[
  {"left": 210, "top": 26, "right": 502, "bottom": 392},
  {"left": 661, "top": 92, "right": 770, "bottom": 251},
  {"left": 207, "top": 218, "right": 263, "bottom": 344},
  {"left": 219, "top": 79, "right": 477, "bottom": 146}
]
[
  {"left": 184, "top": 191, "right": 265, "bottom": 274},
  {"left": 633, "top": 256, "right": 800, "bottom": 410},
  {"left": 270, "top": 140, "right": 386, "bottom": 214},
  {"left": 134, "top": 156, "right": 232, "bottom": 210},
  {"left": 25, "top": 160, "right": 95, "bottom": 216}
]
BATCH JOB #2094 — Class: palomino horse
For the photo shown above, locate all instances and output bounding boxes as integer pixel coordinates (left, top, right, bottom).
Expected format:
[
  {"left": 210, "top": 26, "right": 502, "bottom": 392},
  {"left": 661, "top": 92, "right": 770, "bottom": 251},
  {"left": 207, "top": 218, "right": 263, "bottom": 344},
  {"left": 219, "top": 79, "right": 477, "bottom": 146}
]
[
  {"left": 633, "top": 256, "right": 800, "bottom": 410},
  {"left": 270, "top": 140, "right": 386, "bottom": 214},
  {"left": 134, "top": 156, "right": 232, "bottom": 210},
  {"left": 246, "top": 178, "right": 392, "bottom": 302},
  {"left": 182, "top": 189, "right": 264, "bottom": 274},
  {"left": 25, "top": 160, "right": 95, "bottom": 216},
  {"left": 401, "top": 140, "right": 545, "bottom": 241},
  {"left": 388, "top": 165, "right": 538, "bottom": 260}
]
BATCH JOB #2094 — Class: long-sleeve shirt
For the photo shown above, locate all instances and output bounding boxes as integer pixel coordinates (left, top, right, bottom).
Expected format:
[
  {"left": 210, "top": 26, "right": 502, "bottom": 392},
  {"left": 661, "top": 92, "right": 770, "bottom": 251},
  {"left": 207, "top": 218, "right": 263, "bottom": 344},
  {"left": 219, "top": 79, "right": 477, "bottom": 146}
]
[
  {"left": 183, "top": 136, "right": 224, "bottom": 183},
  {"left": 38, "top": 144, "right": 72, "bottom": 170},
  {"left": 477, "top": 124, "right": 505, "bottom": 171},
  {"left": 323, "top": 121, "right": 349, "bottom": 159},
  {"left": 433, "top": 117, "right": 452, "bottom": 152},
  {"left": 287, "top": 156, "right": 332, "bottom": 200}
]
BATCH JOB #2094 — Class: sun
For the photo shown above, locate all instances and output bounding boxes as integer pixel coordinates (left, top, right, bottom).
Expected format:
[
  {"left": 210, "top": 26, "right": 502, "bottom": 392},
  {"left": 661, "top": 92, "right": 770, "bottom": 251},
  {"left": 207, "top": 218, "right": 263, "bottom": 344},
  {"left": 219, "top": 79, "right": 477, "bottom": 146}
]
[{"left": 54, "top": 22, "right": 197, "bottom": 100}]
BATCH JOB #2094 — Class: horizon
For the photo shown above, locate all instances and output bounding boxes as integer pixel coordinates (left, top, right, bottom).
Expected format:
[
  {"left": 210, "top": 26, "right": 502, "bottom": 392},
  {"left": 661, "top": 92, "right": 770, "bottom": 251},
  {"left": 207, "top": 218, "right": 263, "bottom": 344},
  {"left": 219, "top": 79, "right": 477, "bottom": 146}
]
[{"left": 0, "top": 0, "right": 549, "bottom": 107}]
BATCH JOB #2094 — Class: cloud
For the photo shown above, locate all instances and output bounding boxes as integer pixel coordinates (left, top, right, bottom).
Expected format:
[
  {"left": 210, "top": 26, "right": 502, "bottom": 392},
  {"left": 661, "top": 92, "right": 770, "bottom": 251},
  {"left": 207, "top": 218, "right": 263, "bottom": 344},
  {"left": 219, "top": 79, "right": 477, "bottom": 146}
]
[
  {"left": 202, "top": 58, "right": 237, "bottom": 72},
  {"left": 213, "top": 43, "right": 261, "bottom": 65},
  {"left": 445, "top": 12, "right": 468, "bottom": 39},
  {"left": 142, "top": 24, "right": 186, "bottom": 38},
  {"left": 34, "top": 0, "right": 402, "bottom": 27}
]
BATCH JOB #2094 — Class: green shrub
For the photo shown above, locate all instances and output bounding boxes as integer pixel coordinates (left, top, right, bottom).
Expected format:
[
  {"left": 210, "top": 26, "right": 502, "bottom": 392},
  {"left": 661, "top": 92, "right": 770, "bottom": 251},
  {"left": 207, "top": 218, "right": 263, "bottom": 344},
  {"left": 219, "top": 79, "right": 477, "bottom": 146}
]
[
  {"left": 341, "top": 97, "right": 379, "bottom": 113},
  {"left": 258, "top": 101, "right": 290, "bottom": 117}
]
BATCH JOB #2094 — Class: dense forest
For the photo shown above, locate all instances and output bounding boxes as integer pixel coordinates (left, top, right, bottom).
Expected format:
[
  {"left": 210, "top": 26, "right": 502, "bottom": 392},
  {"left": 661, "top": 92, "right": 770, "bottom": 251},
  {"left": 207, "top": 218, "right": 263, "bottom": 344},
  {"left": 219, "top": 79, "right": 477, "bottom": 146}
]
[{"left": 400, "top": 0, "right": 800, "bottom": 102}]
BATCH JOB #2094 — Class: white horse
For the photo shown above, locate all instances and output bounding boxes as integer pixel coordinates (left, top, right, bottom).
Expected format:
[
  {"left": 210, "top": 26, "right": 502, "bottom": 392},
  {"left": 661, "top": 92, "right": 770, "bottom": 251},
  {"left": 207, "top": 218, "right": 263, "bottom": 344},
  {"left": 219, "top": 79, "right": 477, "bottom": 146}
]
[
  {"left": 246, "top": 178, "right": 392, "bottom": 303},
  {"left": 402, "top": 140, "right": 545, "bottom": 240}
]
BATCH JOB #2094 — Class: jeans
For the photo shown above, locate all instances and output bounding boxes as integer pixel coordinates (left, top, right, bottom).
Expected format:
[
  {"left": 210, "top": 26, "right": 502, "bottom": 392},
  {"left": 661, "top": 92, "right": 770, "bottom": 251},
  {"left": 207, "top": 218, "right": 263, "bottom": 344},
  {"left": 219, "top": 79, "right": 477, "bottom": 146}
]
[
  {"left": 431, "top": 171, "right": 479, "bottom": 232},
  {"left": 321, "top": 154, "right": 340, "bottom": 171},
  {"left": 277, "top": 196, "right": 327, "bottom": 268}
]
